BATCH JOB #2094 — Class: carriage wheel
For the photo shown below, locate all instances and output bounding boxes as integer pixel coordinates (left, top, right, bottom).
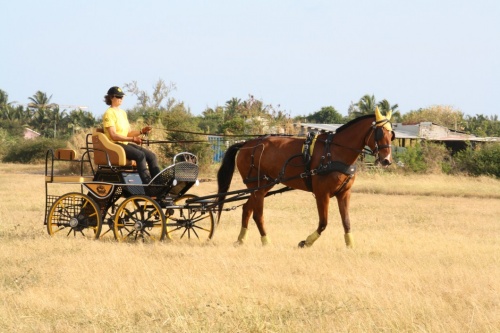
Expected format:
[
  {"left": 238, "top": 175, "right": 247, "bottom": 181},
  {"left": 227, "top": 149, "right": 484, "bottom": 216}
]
[
  {"left": 113, "top": 195, "right": 166, "bottom": 242},
  {"left": 165, "top": 194, "right": 215, "bottom": 242},
  {"left": 47, "top": 192, "right": 102, "bottom": 239}
]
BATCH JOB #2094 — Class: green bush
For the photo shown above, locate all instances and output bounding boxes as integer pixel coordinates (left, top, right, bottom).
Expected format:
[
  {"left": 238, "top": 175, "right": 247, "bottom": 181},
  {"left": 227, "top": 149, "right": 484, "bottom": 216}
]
[
  {"left": 395, "top": 141, "right": 500, "bottom": 178},
  {"left": 2, "top": 137, "right": 67, "bottom": 163},
  {"left": 395, "top": 142, "right": 453, "bottom": 175},
  {"left": 454, "top": 143, "right": 500, "bottom": 178},
  {"left": 396, "top": 142, "right": 427, "bottom": 173},
  {"left": 421, "top": 142, "right": 452, "bottom": 174}
]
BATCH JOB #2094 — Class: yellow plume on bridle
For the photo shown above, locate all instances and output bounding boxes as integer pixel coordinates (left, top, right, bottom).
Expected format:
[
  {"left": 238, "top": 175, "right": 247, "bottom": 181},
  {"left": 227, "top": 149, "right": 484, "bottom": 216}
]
[{"left": 375, "top": 107, "right": 393, "bottom": 131}]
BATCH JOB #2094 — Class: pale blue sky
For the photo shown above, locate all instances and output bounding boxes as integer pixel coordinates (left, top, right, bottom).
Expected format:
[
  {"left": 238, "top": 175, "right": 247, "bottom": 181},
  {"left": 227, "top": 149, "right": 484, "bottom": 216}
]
[{"left": 1, "top": 0, "right": 499, "bottom": 118}]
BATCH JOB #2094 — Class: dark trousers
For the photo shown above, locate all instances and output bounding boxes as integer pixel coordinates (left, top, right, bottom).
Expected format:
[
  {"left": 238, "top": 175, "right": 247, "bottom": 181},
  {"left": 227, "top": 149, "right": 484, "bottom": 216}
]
[{"left": 118, "top": 143, "right": 161, "bottom": 184}]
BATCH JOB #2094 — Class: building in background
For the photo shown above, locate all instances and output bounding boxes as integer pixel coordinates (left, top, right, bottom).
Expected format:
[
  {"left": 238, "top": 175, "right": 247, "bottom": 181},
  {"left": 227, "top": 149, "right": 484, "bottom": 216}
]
[{"left": 23, "top": 128, "right": 40, "bottom": 140}]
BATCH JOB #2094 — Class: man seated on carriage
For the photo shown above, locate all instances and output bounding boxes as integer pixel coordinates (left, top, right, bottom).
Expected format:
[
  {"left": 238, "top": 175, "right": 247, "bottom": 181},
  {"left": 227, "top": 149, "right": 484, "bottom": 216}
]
[{"left": 102, "top": 86, "right": 160, "bottom": 184}]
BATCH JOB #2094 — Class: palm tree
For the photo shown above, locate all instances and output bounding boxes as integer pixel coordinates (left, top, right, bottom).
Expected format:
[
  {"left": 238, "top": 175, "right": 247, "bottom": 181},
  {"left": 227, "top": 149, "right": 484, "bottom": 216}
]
[
  {"left": 377, "top": 99, "right": 398, "bottom": 113},
  {"left": 356, "top": 94, "right": 377, "bottom": 116},
  {"left": 50, "top": 106, "right": 68, "bottom": 138},
  {"left": 67, "top": 109, "right": 85, "bottom": 134},
  {"left": 28, "top": 91, "right": 57, "bottom": 132},
  {"left": 28, "top": 91, "right": 54, "bottom": 110},
  {"left": 65, "top": 108, "right": 96, "bottom": 134},
  {"left": 0, "top": 89, "right": 13, "bottom": 120},
  {"left": 353, "top": 95, "right": 400, "bottom": 121},
  {"left": 225, "top": 97, "right": 242, "bottom": 118},
  {"left": 31, "top": 108, "right": 52, "bottom": 133},
  {"left": 12, "top": 105, "right": 30, "bottom": 125},
  {"left": 377, "top": 99, "right": 400, "bottom": 121}
]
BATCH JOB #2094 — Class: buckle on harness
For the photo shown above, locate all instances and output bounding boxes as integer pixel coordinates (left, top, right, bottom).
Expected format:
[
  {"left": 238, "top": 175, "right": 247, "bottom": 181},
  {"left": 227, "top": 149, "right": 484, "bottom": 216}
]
[{"left": 300, "top": 169, "right": 316, "bottom": 178}]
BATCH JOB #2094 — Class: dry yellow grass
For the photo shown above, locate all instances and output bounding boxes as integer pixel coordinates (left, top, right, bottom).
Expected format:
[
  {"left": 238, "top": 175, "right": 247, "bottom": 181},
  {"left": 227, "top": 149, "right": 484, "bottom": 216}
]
[{"left": 0, "top": 163, "right": 499, "bottom": 332}]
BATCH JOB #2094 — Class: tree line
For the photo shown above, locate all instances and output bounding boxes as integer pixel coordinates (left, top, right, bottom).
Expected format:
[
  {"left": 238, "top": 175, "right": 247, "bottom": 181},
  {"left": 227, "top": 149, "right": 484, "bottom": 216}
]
[
  {"left": 0, "top": 90, "right": 98, "bottom": 139},
  {"left": 2, "top": 79, "right": 500, "bottom": 178},
  {"left": 2, "top": 79, "right": 500, "bottom": 140}
]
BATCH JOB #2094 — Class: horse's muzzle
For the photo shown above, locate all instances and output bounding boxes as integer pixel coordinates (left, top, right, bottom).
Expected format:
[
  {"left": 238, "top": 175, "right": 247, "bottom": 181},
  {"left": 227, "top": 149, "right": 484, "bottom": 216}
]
[
  {"left": 376, "top": 152, "right": 392, "bottom": 167},
  {"left": 379, "top": 158, "right": 392, "bottom": 167}
]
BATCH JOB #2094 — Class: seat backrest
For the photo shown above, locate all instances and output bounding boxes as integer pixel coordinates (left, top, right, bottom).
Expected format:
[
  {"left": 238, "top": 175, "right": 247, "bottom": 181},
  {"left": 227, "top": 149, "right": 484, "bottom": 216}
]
[
  {"left": 92, "top": 131, "right": 133, "bottom": 166},
  {"left": 54, "top": 148, "right": 77, "bottom": 160}
]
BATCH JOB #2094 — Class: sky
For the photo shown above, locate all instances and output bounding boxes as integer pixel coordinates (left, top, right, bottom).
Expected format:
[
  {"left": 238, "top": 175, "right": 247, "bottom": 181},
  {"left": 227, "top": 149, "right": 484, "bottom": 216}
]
[{"left": 1, "top": 0, "right": 499, "bottom": 119}]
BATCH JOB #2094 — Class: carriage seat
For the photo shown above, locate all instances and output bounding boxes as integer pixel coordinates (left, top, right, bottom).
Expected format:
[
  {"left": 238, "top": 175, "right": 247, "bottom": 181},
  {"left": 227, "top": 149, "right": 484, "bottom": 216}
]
[
  {"left": 92, "top": 130, "right": 136, "bottom": 167},
  {"left": 54, "top": 148, "right": 77, "bottom": 160}
]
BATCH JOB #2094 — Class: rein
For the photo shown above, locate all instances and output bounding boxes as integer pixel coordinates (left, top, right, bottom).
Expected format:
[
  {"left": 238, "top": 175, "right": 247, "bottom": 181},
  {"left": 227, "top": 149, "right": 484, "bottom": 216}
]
[
  {"left": 147, "top": 127, "right": 275, "bottom": 138},
  {"left": 144, "top": 139, "right": 211, "bottom": 145}
]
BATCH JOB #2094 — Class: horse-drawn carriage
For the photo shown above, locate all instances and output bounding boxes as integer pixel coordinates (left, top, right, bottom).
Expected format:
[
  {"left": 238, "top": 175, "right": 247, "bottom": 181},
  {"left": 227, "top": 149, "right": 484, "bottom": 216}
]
[
  {"left": 44, "top": 109, "right": 395, "bottom": 247},
  {"left": 44, "top": 130, "right": 215, "bottom": 242}
]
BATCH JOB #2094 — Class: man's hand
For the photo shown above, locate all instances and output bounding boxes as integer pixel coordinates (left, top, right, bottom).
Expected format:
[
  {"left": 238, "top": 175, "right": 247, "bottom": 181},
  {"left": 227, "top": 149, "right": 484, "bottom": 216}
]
[
  {"left": 132, "top": 136, "right": 142, "bottom": 144},
  {"left": 141, "top": 126, "right": 152, "bottom": 135}
]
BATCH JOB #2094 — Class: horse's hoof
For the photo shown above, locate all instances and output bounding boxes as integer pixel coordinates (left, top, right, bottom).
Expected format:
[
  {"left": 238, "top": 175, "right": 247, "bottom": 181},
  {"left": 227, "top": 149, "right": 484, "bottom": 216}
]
[{"left": 298, "top": 240, "right": 306, "bottom": 248}]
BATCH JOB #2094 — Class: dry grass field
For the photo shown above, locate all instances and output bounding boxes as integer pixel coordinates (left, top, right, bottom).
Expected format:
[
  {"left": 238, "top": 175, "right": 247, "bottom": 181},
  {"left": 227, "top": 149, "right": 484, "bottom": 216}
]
[{"left": 0, "top": 163, "right": 499, "bottom": 332}]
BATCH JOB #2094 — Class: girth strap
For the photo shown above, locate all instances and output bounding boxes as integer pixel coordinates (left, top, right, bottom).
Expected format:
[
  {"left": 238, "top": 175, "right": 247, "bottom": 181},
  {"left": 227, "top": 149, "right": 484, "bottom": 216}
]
[{"left": 302, "top": 132, "right": 318, "bottom": 191}]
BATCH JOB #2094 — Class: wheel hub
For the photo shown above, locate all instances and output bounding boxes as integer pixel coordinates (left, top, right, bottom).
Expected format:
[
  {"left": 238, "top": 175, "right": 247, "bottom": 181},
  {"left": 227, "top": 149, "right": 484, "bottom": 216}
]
[
  {"left": 134, "top": 221, "right": 143, "bottom": 231},
  {"left": 69, "top": 217, "right": 79, "bottom": 228},
  {"left": 182, "top": 219, "right": 193, "bottom": 229}
]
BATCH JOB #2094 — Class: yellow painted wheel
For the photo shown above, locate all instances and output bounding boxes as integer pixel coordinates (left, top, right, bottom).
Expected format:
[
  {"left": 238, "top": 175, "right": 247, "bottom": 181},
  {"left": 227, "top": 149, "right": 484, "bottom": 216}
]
[
  {"left": 113, "top": 195, "right": 166, "bottom": 242},
  {"left": 165, "top": 194, "right": 215, "bottom": 242},
  {"left": 47, "top": 193, "right": 102, "bottom": 239}
]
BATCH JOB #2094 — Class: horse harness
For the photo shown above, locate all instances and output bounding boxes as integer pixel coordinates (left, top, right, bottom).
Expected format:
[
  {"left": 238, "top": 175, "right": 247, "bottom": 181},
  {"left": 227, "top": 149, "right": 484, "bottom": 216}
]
[
  {"left": 300, "top": 131, "right": 356, "bottom": 191},
  {"left": 299, "top": 120, "right": 394, "bottom": 191},
  {"left": 243, "top": 133, "right": 356, "bottom": 194}
]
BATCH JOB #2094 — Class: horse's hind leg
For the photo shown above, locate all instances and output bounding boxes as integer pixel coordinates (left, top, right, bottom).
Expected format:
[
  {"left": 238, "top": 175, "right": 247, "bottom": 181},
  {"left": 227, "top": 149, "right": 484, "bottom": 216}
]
[
  {"left": 252, "top": 190, "right": 270, "bottom": 245},
  {"left": 236, "top": 190, "right": 270, "bottom": 246},
  {"left": 236, "top": 200, "right": 253, "bottom": 245}
]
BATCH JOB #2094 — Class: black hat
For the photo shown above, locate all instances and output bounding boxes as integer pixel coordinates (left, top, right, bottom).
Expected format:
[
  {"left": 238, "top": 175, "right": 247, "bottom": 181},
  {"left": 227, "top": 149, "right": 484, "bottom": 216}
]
[{"left": 107, "top": 86, "right": 125, "bottom": 97}]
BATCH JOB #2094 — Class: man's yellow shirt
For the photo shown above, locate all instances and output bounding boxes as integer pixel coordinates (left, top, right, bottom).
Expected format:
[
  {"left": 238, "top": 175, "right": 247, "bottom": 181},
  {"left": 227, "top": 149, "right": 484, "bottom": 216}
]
[{"left": 102, "top": 107, "right": 130, "bottom": 144}]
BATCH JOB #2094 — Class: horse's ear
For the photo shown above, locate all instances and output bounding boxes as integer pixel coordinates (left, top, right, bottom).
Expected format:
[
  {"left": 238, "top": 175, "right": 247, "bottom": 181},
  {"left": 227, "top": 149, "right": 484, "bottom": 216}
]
[
  {"left": 375, "top": 107, "right": 392, "bottom": 131},
  {"left": 375, "top": 107, "right": 383, "bottom": 123}
]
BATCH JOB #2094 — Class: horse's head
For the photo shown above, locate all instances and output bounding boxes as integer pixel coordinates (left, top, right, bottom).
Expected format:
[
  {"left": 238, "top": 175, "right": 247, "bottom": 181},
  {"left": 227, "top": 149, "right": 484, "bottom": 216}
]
[{"left": 367, "top": 107, "right": 395, "bottom": 167}]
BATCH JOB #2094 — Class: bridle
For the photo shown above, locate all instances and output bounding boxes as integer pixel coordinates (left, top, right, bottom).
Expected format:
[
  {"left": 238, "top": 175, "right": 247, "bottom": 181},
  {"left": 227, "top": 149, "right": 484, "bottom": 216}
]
[
  {"left": 318, "top": 119, "right": 395, "bottom": 158},
  {"left": 364, "top": 120, "right": 395, "bottom": 157}
]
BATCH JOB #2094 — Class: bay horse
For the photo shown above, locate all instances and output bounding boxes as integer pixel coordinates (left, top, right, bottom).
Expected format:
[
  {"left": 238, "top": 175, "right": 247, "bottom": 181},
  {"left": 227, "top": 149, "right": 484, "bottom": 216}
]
[{"left": 216, "top": 108, "right": 394, "bottom": 248}]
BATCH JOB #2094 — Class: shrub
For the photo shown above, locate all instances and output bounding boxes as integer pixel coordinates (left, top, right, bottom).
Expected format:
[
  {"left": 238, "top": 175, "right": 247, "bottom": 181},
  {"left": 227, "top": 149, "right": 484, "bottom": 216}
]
[
  {"left": 454, "top": 143, "right": 500, "bottom": 178},
  {"left": 396, "top": 142, "right": 427, "bottom": 173},
  {"left": 421, "top": 142, "right": 452, "bottom": 174},
  {"left": 395, "top": 142, "right": 452, "bottom": 174},
  {"left": 2, "top": 137, "right": 67, "bottom": 163}
]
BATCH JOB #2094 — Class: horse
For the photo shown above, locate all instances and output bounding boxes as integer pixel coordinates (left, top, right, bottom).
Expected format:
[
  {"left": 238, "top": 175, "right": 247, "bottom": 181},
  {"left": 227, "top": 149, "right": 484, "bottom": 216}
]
[{"left": 216, "top": 108, "right": 395, "bottom": 248}]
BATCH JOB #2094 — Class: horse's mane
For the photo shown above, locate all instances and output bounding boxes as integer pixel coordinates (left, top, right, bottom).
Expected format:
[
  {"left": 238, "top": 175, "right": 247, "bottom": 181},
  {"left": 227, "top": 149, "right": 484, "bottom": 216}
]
[{"left": 335, "top": 114, "right": 374, "bottom": 133}]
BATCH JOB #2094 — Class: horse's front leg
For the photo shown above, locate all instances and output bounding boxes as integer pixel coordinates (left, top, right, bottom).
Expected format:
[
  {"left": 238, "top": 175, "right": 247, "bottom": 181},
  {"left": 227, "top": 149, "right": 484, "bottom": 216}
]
[
  {"left": 298, "top": 193, "right": 329, "bottom": 248},
  {"left": 336, "top": 189, "right": 354, "bottom": 248}
]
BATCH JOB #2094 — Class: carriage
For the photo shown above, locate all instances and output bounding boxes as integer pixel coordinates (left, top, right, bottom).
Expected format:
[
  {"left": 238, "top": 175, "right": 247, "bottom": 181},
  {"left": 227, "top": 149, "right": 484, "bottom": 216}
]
[
  {"left": 44, "top": 130, "right": 216, "bottom": 242},
  {"left": 44, "top": 109, "right": 395, "bottom": 247}
]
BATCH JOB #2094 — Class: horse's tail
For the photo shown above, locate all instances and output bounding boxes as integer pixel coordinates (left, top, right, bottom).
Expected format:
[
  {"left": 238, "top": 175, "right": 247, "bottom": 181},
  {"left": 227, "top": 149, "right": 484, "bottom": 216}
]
[{"left": 216, "top": 141, "right": 246, "bottom": 223}]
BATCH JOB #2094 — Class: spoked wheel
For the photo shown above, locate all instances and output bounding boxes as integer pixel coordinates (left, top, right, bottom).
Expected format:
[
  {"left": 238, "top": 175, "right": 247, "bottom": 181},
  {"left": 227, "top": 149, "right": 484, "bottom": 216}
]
[
  {"left": 47, "top": 192, "right": 102, "bottom": 239},
  {"left": 113, "top": 195, "right": 166, "bottom": 242},
  {"left": 165, "top": 194, "right": 215, "bottom": 242}
]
